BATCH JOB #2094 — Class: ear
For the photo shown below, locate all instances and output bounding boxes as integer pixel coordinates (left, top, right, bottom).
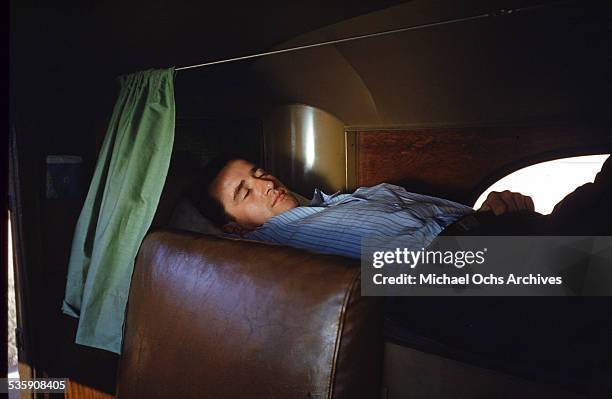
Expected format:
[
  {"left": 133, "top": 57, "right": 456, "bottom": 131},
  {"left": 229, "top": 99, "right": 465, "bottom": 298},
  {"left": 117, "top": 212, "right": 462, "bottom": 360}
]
[{"left": 221, "top": 222, "right": 253, "bottom": 237}]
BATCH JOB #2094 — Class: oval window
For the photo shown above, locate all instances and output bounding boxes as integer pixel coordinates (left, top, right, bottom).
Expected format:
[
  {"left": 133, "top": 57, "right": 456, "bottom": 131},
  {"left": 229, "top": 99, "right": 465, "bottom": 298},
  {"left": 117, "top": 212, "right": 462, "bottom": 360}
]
[{"left": 474, "top": 154, "right": 610, "bottom": 215}]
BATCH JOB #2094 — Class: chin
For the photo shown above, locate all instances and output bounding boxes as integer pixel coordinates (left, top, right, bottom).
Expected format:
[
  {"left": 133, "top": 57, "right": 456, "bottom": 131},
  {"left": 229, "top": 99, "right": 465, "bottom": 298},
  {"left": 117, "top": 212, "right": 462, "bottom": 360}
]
[
  {"left": 277, "top": 195, "right": 298, "bottom": 213},
  {"left": 285, "top": 194, "right": 299, "bottom": 208}
]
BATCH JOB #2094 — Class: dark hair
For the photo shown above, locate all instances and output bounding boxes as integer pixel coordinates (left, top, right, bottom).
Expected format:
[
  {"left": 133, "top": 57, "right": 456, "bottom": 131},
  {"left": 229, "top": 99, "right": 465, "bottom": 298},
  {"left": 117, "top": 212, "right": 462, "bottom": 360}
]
[{"left": 189, "top": 156, "right": 235, "bottom": 226}]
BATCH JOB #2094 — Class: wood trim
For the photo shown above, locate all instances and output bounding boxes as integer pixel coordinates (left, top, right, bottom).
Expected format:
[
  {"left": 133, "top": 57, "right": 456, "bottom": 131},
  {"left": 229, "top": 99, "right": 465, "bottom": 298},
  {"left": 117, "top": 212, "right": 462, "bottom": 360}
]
[
  {"left": 354, "top": 126, "right": 611, "bottom": 205},
  {"left": 65, "top": 380, "right": 115, "bottom": 399},
  {"left": 345, "top": 131, "right": 358, "bottom": 192}
]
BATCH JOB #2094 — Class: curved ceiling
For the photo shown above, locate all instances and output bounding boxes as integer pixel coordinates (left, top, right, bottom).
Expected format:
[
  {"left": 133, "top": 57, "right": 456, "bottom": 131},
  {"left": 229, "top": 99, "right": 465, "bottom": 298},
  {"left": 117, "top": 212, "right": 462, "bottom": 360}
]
[
  {"left": 11, "top": 0, "right": 409, "bottom": 78},
  {"left": 251, "top": 0, "right": 612, "bottom": 127},
  {"left": 11, "top": 0, "right": 612, "bottom": 130}
]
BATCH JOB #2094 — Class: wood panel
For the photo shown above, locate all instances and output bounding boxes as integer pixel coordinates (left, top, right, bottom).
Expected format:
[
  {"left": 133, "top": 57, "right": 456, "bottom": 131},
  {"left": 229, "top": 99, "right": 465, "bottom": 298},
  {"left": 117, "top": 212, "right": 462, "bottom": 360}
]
[
  {"left": 354, "top": 126, "right": 612, "bottom": 205},
  {"left": 65, "top": 380, "right": 115, "bottom": 399}
]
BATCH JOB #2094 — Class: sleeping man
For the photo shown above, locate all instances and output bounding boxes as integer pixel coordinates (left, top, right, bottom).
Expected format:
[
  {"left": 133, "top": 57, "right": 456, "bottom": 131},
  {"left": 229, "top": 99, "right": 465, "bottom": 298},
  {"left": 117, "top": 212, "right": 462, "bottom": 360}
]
[
  {"left": 172, "top": 156, "right": 611, "bottom": 382},
  {"left": 180, "top": 156, "right": 611, "bottom": 258}
]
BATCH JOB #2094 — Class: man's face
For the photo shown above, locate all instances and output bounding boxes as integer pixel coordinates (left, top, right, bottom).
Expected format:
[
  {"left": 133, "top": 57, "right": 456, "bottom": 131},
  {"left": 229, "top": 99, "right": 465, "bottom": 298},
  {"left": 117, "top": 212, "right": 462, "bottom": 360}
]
[{"left": 209, "top": 159, "right": 299, "bottom": 228}]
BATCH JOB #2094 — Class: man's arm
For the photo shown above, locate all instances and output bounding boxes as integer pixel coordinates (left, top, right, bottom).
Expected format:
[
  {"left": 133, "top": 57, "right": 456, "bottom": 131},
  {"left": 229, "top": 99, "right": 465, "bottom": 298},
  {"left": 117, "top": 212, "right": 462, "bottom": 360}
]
[{"left": 478, "top": 191, "right": 535, "bottom": 216}]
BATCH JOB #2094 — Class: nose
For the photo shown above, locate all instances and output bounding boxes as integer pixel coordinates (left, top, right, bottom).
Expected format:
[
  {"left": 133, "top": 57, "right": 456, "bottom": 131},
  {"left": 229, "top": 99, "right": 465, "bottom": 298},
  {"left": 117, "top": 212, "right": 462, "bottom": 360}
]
[{"left": 254, "top": 177, "right": 274, "bottom": 194}]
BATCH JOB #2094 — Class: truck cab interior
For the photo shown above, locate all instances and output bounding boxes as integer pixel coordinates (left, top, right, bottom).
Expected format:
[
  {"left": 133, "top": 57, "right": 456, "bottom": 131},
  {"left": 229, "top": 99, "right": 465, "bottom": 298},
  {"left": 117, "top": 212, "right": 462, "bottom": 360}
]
[{"left": 8, "top": 0, "right": 612, "bottom": 398}]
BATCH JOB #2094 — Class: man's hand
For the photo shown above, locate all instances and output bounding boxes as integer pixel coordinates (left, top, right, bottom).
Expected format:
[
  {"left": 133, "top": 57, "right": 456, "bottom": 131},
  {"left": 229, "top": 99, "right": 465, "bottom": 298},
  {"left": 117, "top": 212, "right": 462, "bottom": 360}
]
[{"left": 478, "top": 190, "right": 535, "bottom": 216}]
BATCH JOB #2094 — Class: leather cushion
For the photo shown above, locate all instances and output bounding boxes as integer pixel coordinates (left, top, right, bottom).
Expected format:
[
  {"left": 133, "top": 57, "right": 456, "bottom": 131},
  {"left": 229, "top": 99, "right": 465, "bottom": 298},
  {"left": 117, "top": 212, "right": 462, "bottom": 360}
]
[{"left": 116, "top": 230, "right": 383, "bottom": 398}]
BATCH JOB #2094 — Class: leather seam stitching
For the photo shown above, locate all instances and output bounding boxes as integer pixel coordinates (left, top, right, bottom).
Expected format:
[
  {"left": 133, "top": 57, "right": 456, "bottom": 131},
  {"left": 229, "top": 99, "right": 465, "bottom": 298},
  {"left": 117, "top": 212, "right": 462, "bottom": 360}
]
[{"left": 327, "top": 270, "right": 361, "bottom": 399}]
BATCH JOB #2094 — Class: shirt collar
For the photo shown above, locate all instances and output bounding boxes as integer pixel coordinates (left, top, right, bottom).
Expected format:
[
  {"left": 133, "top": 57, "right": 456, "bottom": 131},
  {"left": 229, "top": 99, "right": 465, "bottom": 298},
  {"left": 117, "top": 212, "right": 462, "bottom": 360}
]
[{"left": 309, "top": 188, "right": 342, "bottom": 206}]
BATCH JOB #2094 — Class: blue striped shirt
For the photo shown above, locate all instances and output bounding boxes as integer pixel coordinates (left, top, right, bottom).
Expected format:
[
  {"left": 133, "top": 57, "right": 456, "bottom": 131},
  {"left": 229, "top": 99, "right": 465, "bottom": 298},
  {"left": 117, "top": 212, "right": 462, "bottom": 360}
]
[{"left": 243, "top": 183, "right": 474, "bottom": 259}]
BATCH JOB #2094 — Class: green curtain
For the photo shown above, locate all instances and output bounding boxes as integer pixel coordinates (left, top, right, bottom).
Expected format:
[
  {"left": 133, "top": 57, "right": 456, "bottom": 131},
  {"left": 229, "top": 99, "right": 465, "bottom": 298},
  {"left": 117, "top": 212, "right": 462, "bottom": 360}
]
[{"left": 62, "top": 68, "right": 175, "bottom": 354}]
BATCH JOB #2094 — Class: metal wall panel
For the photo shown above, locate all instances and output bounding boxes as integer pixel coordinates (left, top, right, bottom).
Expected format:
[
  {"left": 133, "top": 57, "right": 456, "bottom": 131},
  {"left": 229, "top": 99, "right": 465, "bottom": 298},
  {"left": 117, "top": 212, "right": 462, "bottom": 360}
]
[{"left": 263, "top": 104, "right": 346, "bottom": 197}]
